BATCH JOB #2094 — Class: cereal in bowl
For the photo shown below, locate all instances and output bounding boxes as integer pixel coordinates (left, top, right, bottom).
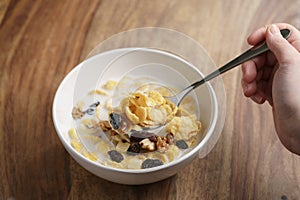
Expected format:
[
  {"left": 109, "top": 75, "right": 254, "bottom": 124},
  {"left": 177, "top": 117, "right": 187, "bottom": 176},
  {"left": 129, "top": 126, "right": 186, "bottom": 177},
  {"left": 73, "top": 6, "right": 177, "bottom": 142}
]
[{"left": 68, "top": 78, "right": 202, "bottom": 169}]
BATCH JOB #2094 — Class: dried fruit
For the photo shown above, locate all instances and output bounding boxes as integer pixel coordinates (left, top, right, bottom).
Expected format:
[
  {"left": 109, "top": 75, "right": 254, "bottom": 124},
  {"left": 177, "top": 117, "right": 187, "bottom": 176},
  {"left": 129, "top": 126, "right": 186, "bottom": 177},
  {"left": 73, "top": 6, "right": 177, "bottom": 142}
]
[
  {"left": 70, "top": 77, "right": 203, "bottom": 170},
  {"left": 108, "top": 150, "right": 124, "bottom": 163},
  {"left": 109, "top": 112, "right": 122, "bottom": 130},
  {"left": 90, "top": 101, "right": 100, "bottom": 107},
  {"left": 85, "top": 108, "right": 95, "bottom": 115},
  {"left": 130, "top": 130, "right": 157, "bottom": 143},
  {"left": 175, "top": 140, "right": 188, "bottom": 149},
  {"left": 127, "top": 142, "right": 141, "bottom": 153},
  {"left": 84, "top": 101, "right": 101, "bottom": 115},
  {"left": 141, "top": 159, "right": 163, "bottom": 169}
]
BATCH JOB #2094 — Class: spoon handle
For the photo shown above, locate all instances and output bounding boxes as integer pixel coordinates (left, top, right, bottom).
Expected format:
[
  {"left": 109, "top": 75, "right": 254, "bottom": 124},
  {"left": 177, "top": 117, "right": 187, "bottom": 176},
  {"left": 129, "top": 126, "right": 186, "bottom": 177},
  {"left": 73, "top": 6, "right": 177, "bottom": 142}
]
[{"left": 190, "top": 28, "right": 291, "bottom": 89}]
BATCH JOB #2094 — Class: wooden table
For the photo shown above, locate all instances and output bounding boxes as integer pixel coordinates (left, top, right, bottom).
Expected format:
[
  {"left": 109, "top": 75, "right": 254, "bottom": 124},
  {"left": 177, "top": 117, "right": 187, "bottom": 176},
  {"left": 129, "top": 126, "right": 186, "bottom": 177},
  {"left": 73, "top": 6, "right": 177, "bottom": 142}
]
[{"left": 1, "top": 0, "right": 300, "bottom": 199}]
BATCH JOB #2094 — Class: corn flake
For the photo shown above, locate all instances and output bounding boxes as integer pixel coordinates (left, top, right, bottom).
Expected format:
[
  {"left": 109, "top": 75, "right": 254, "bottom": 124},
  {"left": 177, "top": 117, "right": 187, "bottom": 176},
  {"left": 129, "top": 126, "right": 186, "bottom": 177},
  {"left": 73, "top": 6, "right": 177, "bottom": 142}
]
[
  {"left": 103, "top": 80, "right": 117, "bottom": 90},
  {"left": 89, "top": 89, "right": 108, "bottom": 96}
]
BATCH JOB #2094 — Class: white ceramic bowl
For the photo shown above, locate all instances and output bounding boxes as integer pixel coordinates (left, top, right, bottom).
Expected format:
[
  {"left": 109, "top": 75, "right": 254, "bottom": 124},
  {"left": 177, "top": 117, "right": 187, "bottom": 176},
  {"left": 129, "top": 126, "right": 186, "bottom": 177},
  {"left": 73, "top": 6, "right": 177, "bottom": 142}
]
[{"left": 52, "top": 48, "right": 225, "bottom": 185}]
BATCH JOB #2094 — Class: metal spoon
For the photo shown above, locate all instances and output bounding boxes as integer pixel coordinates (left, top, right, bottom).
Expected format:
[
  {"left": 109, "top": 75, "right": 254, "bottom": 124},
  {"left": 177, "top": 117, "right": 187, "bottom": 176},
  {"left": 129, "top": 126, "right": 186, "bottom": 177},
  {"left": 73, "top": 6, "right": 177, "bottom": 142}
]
[
  {"left": 167, "top": 29, "right": 291, "bottom": 106},
  {"left": 113, "top": 29, "right": 291, "bottom": 133}
]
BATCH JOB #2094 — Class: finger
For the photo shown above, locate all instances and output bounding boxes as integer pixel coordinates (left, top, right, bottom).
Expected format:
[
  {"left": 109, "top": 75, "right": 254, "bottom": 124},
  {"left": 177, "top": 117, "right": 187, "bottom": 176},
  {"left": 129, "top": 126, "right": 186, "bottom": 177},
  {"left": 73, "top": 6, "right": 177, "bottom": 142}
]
[
  {"left": 266, "top": 51, "right": 277, "bottom": 67},
  {"left": 249, "top": 53, "right": 267, "bottom": 71},
  {"left": 242, "top": 79, "right": 257, "bottom": 97},
  {"left": 252, "top": 52, "right": 277, "bottom": 83},
  {"left": 242, "top": 53, "right": 267, "bottom": 82},
  {"left": 261, "top": 64, "right": 275, "bottom": 81},
  {"left": 266, "top": 24, "right": 300, "bottom": 66},
  {"left": 242, "top": 60, "right": 257, "bottom": 83},
  {"left": 275, "top": 23, "right": 300, "bottom": 44},
  {"left": 265, "top": 76, "right": 274, "bottom": 106},
  {"left": 266, "top": 63, "right": 279, "bottom": 107},
  {"left": 250, "top": 92, "right": 266, "bottom": 104},
  {"left": 247, "top": 23, "right": 300, "bottom": 46},
  {"left": 256, "top": 68, "right": 263, "bottom": 82},
  {"left": 247, "top": 26, "right": 268, "bottom": 45},
  {"left": 249, "top": 80, "right": 269, "bottom": 104}
]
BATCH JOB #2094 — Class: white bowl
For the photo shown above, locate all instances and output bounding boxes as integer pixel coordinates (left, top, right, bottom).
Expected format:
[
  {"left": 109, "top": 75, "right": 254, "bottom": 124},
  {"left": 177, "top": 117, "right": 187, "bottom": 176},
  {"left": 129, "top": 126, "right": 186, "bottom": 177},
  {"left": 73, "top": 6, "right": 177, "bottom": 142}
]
[{"left": 52, "top": 48, "right": 225, "bottom": 185}]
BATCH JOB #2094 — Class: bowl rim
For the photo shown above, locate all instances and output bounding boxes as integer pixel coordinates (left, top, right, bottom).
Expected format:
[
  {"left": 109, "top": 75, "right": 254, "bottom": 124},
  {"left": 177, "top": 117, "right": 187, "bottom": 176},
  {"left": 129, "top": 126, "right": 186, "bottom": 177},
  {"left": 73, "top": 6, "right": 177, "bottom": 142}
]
[{"left": 52, "top": 47, "right": 219, "bottom": 174}]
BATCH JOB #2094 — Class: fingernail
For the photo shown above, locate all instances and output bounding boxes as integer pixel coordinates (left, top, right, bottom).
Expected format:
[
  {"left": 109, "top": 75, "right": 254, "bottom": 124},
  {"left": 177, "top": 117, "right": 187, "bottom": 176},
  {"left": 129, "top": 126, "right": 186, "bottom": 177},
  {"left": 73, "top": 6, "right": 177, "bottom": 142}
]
[{"left": 268, "top": 24, "right": 280, "bottom": 35}]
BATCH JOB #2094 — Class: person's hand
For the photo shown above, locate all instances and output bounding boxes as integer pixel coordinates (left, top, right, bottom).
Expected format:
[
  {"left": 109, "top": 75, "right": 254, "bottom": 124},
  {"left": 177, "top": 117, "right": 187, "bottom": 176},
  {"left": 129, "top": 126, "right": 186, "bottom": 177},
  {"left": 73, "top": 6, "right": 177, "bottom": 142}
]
[{"left": 241, "top": 23, "right": 300, "bottom": 155}]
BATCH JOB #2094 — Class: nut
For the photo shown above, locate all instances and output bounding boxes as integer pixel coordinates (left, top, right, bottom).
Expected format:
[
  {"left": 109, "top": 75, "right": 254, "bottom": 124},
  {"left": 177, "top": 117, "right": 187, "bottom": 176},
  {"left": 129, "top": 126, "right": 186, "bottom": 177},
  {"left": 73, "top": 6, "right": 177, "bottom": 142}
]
[
  {"left": 99, "top": 120, "right": 111, "bottom": 132},
  {"left": 156, "top": 136, "right": 169, "bottom": 152},
  {"left": 139, "top": 138, "right": 156, "bottom": 151},
  {"left": 72, "top": 107, "right": 84, "bottom": 119}
]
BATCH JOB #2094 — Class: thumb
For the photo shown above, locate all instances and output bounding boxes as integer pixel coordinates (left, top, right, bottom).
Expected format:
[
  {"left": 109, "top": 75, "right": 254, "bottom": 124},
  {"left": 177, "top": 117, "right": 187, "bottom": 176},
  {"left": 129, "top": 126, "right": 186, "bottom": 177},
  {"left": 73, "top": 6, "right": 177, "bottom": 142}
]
[{"left": 266, "top": 24, "right": 297, "bottom": 66}]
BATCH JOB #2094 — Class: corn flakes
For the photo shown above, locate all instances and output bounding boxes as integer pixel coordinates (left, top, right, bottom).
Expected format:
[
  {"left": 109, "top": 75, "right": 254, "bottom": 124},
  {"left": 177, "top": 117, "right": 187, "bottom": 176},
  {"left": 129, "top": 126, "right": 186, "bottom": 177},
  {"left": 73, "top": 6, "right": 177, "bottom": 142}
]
[
  {"left": 103, "top": 80, "right": 117, "bottom": 90},
  {"left": 69, "top": 77, "right": 202, "bottom": 170}
]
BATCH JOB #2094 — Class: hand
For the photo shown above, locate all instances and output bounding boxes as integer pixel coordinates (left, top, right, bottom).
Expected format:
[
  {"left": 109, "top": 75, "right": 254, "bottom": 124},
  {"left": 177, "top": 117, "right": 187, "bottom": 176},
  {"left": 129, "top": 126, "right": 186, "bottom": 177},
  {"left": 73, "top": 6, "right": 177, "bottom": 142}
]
[{"left": 241, "top": 23, "right": 300, "bottom": 155}]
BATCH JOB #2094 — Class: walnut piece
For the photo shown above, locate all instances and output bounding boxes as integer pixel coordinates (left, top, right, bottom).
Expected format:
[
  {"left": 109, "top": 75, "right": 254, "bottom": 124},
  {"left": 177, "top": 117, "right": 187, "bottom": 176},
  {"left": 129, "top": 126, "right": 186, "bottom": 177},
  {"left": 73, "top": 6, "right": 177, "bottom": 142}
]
[
  {"left": 99, "top": 120, "right": 111, "bottom": 132},
  {"left": 72, "top": 107, "right": 85, "bottom": 119},
  {"left": 156, "top": 136, "right": 169, "bottom": 152},
  {"left": 140, "top": 138, "right": 156, "bottom": 151}
]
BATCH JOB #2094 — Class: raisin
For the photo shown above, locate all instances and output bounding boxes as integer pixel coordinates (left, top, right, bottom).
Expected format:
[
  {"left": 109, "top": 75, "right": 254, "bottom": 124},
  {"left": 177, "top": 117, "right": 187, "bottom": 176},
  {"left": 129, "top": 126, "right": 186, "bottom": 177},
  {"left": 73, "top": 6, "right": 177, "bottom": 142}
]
[
  {"left": 127, "top": 142, "right": 141, "bottom": 153},
  {"left": 130, "top": 130, "right": 157, "bottom": 143},
  {"left": 85, "top": 108, "right": 95, "bottom": 115},
  {"left": 109, "top": 113, "right": 122, "bottom": 130},
  {"left": 175, "top": 140, "right": 189, "bottom": 149},
  {"left": 84, "top": 101, "right": 100, "bottom": 115},
  {"left": 108, "top": 150, "right": 124, "bottom": 163},
  {"left": 141, "top": 159, "right": 163, "bottom": 169},
  {"left": 90, "top": 101, "right": 100, "bottom": 107}
]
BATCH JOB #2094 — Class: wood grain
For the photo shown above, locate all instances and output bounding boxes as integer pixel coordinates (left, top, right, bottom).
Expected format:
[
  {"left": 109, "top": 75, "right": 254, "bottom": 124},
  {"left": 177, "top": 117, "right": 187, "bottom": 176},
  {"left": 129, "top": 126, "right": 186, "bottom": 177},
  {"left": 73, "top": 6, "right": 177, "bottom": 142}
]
[
  {"left": 1, "top": 0, "right": 300, "bottom": 199},
  {"left": 0, "top": 0, "right": 9, "bottom": 26}
]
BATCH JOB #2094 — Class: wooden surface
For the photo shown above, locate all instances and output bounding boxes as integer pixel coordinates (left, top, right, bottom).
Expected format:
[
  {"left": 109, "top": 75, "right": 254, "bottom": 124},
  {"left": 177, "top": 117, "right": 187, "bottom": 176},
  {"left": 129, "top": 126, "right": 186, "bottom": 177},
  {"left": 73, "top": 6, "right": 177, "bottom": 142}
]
[{"left": 1, "top": 0, "right": 300, "bottom": 199}]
